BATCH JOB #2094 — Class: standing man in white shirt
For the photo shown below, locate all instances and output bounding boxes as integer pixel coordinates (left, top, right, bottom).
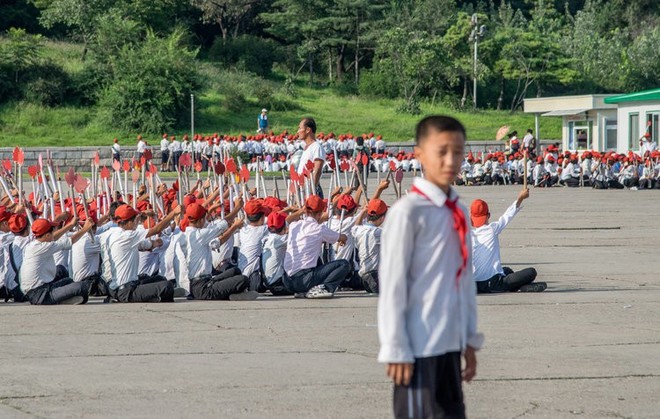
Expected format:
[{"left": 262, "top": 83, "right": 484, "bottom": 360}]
[
  {"left": 378, "top": 115, "right": 483, "bottom": 418},
  {"left": 169, "top": 136, "right": 182, "bottom": 170},
  {"left": 296, "top": 118, "right": 326, "bottom": 198},
  {"left": 21, "top": 217, "right": 94, "bottom": 305},
  {"left": 470, "top": 188, "right": 545, "bottom": 293}
]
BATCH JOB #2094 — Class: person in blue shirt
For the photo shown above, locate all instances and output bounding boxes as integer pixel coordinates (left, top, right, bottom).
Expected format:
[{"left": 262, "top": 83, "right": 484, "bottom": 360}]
[{"left": 257, "top": 108, "right": 269, "bottom": 134}]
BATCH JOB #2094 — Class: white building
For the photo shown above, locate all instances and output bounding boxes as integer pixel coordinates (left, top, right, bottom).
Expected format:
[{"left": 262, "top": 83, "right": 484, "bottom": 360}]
[
  {"left": 523, "top": 94, "right": 617, "bottom": 152},
  {"left": 604, "top": 88, "right": 660, "bottom": 153}
]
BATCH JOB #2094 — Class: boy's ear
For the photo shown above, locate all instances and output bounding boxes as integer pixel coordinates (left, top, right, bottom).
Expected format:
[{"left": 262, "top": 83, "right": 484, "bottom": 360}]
[{"left": 414, "top": 146, "right": 422, "bottom": 160}]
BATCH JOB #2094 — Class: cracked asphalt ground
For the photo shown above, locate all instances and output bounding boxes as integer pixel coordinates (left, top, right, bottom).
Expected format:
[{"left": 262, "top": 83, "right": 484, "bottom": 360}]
[{"left": 0, "top": 179, "right": 659, "bottom": 418}]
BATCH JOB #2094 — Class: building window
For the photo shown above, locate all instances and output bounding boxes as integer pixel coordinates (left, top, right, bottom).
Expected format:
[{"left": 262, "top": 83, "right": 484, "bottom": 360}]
[
  {"left": 605, "top": 118, "right": 617, "bottom": 150},
  {"left": 647, "top": 112, "right": 659, "bottom": 143},
  {"left": 629, "top": 113, "right": 639, "bottom": 150}
]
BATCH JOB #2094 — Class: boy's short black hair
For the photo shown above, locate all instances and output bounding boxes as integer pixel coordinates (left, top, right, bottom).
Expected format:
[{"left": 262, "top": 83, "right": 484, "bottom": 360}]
[
  {"left": 268, "top": 225, "right": 286, "bottom": 234},
  {"left": 301, "top": 117, "right": 316, "bottom": 134},
  {"left": 415, "top": 115, "right": 466, "bottom": 145},
  {"left": 247, "top": 213, "right": 265, "bottom": 223},
  {"left": 367, "top": 213, "right": 385, "bottom": 223}
]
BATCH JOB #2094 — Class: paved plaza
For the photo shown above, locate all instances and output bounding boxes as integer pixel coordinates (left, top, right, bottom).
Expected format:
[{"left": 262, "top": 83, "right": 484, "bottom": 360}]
[{"left": 0, "top": 179, "right": 659, "bottom": 418}]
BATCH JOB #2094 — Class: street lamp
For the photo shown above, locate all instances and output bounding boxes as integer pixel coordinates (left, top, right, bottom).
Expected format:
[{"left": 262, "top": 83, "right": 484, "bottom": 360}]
[{"left": 469, "top": 14, "right": 487, "bottom": 110}]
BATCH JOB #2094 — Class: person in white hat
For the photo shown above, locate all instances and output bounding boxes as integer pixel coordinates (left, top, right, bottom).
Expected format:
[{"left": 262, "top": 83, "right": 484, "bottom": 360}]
[{"left": 257, "top": 108, "right": 269, "bottom": 134}]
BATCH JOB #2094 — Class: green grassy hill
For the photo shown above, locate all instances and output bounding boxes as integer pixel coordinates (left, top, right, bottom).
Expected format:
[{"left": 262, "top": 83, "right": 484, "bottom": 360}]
[{"left": 0, "top": 41, "right": 562, "bottom": 147}]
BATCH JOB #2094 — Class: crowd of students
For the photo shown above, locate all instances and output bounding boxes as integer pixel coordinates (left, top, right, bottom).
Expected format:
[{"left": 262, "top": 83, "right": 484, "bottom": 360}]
[{"left": 114, "top": 128, "right": 660, "bottom": 192}]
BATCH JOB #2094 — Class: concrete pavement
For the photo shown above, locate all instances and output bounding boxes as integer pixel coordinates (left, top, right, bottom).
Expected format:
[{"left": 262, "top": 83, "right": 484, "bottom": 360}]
[{"left": 0, "top": 181, "right": 658, "bottom": 418}]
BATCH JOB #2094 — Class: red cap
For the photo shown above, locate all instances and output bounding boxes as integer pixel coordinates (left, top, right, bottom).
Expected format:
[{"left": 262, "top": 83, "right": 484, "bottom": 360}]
[
  {"left": 263, "top": 196, "right": 287, "bottom": 212},
  {"left": 267, "top": 211, "right": 287, "bottom": 230},
  {"left": 245, "top": 199, "right": 271, "bottom": 217},
  {"left": 470, "top": 200, "right": 490, "bottom": 228},
  {"left": 136, "top": 200, "right": 151, "bottom": 212},
  {"left": 183, "top": 193, "right": 197, "bottom": 207},
  {"left": 337, "top": 194, "right": 357, "bottom": 212},
  {"left": 8, "top": 213, "right": 27, "bottom": 233},
  {"left": 115, "top": 204, "right": 139, "bottom": 221},
  {"left": 366, "top": 199, "right": 388, "bottom": 217},
  {"left": 185, "top": 203, "right": 207, "bottom": 221},
  {"left": 0, "top": 206, "right": 12, "bottom": 223},
  {"left": 32, "top": 218, "right": 56, "bottom": 237},
  {"left": 305, "top": 195, "right": 327, "bottom": 213}
]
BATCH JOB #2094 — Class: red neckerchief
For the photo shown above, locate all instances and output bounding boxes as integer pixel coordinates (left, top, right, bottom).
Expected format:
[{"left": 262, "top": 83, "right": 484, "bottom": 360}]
[{"left": 411, "top": 185, "right": 467, "bottom": 287}]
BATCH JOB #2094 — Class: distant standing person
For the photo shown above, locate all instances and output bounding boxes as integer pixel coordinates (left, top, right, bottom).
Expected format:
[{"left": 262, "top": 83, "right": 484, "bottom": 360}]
[
  {"left": 296, "top": 117, "right": 325, "bottom": 198},
  {"left": 160, "top": 133, "right": 170, "bottom": 171},
  {"left": 258, "top": 108, "right": 269, "bottom": 134},
  {"left": 112, "top": 138, "right": 121, "bottom": 163},
  {"left": 522, "top": 129, "right": 536, "bottom": 156},
  {"left": 136, "top": 135, "right": 146, "bottom": 159}
]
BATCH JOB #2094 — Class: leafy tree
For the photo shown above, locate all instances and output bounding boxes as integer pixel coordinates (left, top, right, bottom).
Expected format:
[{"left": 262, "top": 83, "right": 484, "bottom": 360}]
[
  {"left": 98, "top": 28, "right": 201, "bottom": 132},
  {"left": 191, "top": 0, "right": 260, "bottom": 40},
  {"left": 372, "top": 27, "right": 449, "bottom": 114},
  {"left": 0, "top": 27, "right": 44, "bottom": 83}
]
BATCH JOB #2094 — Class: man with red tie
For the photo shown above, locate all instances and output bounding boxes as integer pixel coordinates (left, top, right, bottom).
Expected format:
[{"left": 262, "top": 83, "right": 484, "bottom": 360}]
[{"left": 378, "top": 115, "right": 484, "bottom": 419}]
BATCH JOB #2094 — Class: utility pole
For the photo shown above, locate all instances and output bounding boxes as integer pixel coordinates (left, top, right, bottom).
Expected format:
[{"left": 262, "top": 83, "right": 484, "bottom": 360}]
[
  {"left": 469, "top": 14, "right": 487, "bottom": 111},
  {"left": 190, "top": 94, "right": 195, "bottom": 139}
]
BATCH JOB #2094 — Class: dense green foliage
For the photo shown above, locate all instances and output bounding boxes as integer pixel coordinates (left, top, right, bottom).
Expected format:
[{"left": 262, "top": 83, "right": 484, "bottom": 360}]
[{"left": 0, "top": 0, "right": 657, "bottom": 136}]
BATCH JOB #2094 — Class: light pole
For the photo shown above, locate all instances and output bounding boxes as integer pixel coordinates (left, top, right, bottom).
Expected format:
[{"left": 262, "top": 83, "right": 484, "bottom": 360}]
[
  {"left": 469, "top": 14, "right": 487, "bottom": 110},
  {"left": 190, "top": 93, "right": 195, "bottom": 139}
]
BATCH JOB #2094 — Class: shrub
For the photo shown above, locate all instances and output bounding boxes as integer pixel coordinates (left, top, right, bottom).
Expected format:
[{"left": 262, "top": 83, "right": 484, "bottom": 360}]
[{"left": 98, "top": 28, "right": 201, "bottom": 132}]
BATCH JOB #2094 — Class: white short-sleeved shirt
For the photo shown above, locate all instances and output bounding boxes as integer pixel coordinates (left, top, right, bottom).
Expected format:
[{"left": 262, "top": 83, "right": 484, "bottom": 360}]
[
  {"left": 71, "top": 233, "right": 102, "bottom": 281},
  {"left": 0, "top": 231, "right": 14, "bottom": 288},
  {"left": 160, "top": 139, "right": 169, "bottom": 151},
  {"left": 352, "top": 224, "right": 382, "bottom": 276},
  {"left": 182, "top": 220, "right": 228, "bottom": 279},
  {"left": 6, "top": 234, "right": 32, "bottom": 290},
  {"left": 329, "top": 216, "right": 357, "bottom": 266},
  {"left": 471, "top": 201, "right": 520, "bottom": 281},
  {"left": 297, "top": 141, "right": 325, "bottom": 175},
  {"left": 284, "top": 217, "right": 340, "bottom": 276},
  {"left": 137, "top": 140, "right": 146, "bottom": 153},
  {"left": 237, "top": 224, "right": 268, "bottom": 277},
  {"left": 107, "top": 229, "right": 151, "bottom": 289},
  {"left": 261, "top": 233, "right": 287, "bottom": 285},
  {"left": 20, "top": 237, "right": 73, "bottom": 292}
]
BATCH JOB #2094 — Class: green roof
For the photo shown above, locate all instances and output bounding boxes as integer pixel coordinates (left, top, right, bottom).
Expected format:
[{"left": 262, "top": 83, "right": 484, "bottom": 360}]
[{"left": 604, "top": 88, "right": 660, "bottom": 104}]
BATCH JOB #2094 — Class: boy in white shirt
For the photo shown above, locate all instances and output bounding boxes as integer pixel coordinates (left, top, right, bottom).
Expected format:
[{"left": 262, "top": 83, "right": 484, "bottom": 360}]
[
  {"left": 107, "top": 204, "right": 181, "bottom": 303},
  {"left": 181, "top": 202, "right": 257, "bottom": 301},
  {"left": 352, "top": 198, "right": 388, "bottom": 294},
  {"left": 378, "top": 115, "right": 483, "bottom": 418},
  {"left": 6, "top": 212, "right": 30, "bottom": 302},
  {"left": 470, "top": 188, "right": 545, "bottom": 293},
  {"left": 283, "top": 195, "right": 349, "bottom": 299},
  {"left": 260, "top": 211, "right": 294, "bottom": 296},
  {"left": 237, "top": 199, "right": 270, "bottom": 290},
  {"left": 21, "top": 217, "right": 94, "bottom": 305}
]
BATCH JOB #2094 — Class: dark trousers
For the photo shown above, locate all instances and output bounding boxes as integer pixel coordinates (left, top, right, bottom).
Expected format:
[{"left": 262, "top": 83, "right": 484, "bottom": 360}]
[
  {"left": 564, "top": 177, "right": 580, "bottom": 187},
  {"left": 623, "top": 178, "right": 639, "bottom": 188},
  {"left": 283, "top": 260, "right": 351, "bottom": 293},
  {"left": 173, "top": 151, "right": 182, "bottom": 170},
  {"left": 8, "top": 285, "right": 27, "bottom": 302},
  {"left": 640, "top": 178, "right": 655, "bottom": 189},
  {"left": 111, "top": 275, "right": 174, "bottom": 303},
  {"left": 393, "top": 352, "right": 465, "bottom": 419},
  {"left": 190, "top": 268, "right": 249, "bottom": 300},
  {"left": 82, "top": 273, "right": 108, "bottom": 297},
  {"left": 608, "top": 179, "right": 624, "bottom": 189},
  {"left": 266, "top": 277, "right": 294, "bottom": 296},
  {"left": 476, "top": 267, "right": 537, "bottom": 293},
  {"left": 360, "top": 270, "right": 379, "bottom": 294},
  {"left": 26, "top": 278, "right": 89, "bottom": 305}
]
